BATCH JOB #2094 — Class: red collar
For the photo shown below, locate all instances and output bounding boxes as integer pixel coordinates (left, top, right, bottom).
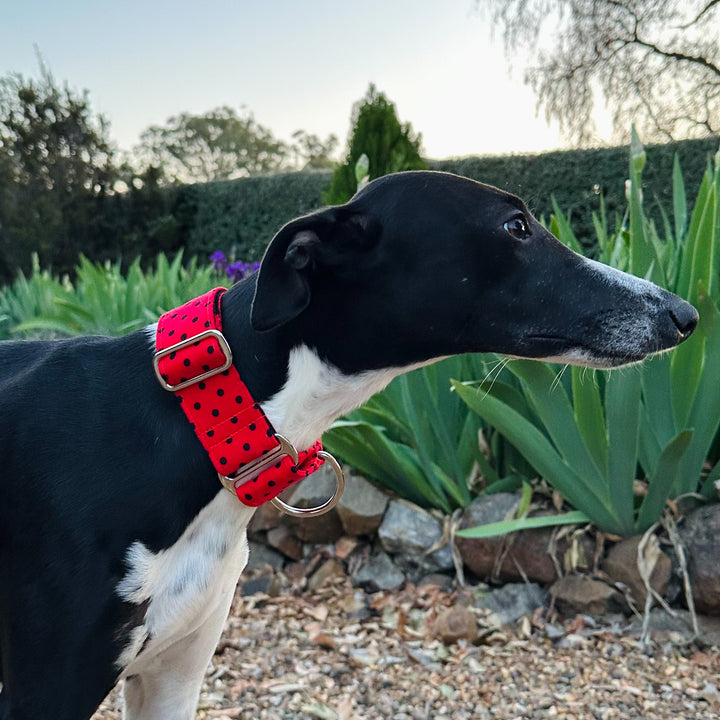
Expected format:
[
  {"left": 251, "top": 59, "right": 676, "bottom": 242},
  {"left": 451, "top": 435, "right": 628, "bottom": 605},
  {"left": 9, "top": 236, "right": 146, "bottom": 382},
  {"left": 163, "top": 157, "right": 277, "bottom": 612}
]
[{"left": 153, "top": 287, "right": 343, "bottom": 515}]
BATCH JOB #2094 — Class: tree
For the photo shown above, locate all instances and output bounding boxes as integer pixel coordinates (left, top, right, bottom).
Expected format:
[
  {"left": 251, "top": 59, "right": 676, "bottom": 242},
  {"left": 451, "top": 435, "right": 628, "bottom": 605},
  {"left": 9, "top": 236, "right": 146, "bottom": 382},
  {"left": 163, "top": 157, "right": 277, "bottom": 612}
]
[
  {"left": 136, "top": 106, "right": 288, "bottom": 184},
  {"left": 323, "top": 85, "right": 426, "bottom": 205},
  {"left": 483, "top": 0, "right": 720, "bottom": 144},
  {"left": 0, "top": 59, "right": 117, "bottom": 276},
  {"left": 0, "top": 59, "right": 115, "bottom": 193},
  {"left": 290, "top": 130, "right": 339, "bottom": 170}
]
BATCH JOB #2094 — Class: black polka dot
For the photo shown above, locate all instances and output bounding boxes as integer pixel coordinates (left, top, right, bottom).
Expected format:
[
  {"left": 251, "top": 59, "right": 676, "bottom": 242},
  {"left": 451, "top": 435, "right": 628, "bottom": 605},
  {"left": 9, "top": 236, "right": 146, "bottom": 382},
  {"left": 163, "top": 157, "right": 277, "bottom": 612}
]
[
  {"left": 226, "top": 438, "right": 232, "bottom": 444},
  {"left": 220, "top": 457, "right": 227, "bottom": 465},
  {"left": 203, "top": 365, "right": 211, "bottom": 372},
  {"left": 217, "top": 389, "right": 224, "bottom": 397},
  {"left": 198, "top": 382, "right": 206, "bottom": 390},
  {"left": 180, "top": 333, "right": 187, "bottom": 340},
  {"left": 183, "top": 358, "right": 191, "bottom": 367},
  {"left": 207, "top": 346, "right": 214, "bottom": 354},
  {"left": 245, "top": 494, "right": 252, "bottom": 500},
  {"left": 235, "top": 396, "right": 243, "bottom": 404},
  {"left": 249, "top": 423, "right": 256, "bottom": 431},
  {"left": 231, "top": 417, "right": 238, "bottom": 424},
  {"left": 266, "top": 429, "right": 274, "bottom": 437},
  {"left": 207, "top": 430, "right": 214, "bottom": 437},
  {"left": 168, "top": 330, "right": 175, "bottom": 336},
  {"left": 275, "top": 462, "right": 282, "bottom": 469},
  {"left": 268, "top": 480, "right": 276, "bottom": 487},
  {"left": 192, "top": 317, "right": 198, "bottom": 322},
  {"left": 181, "top": 315, "right": 187, "bottom": 320},
  {"left": 221, "top": 370, "right": 230, "bottom": 376},
  {"left": 243, "top": 443, "right": 251, "bottom": 451},
  {"left": 204, "top": 321, "right": 211, "bottom": 328},
  {"left": 194, "top": 402, "right": 201, "bottom": 410},
  {"left": 169, "top": 352, "right": 176, "bottom": 360},
  {"left": 212, "top": 409, "right": 220, "bottom": 417}
]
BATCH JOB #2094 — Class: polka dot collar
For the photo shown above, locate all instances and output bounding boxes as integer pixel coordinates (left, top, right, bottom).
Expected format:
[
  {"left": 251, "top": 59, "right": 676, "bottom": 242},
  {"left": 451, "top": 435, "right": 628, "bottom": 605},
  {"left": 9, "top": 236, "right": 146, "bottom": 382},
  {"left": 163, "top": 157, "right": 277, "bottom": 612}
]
[{"left": 153, "top": 287, "right": 327, "bottom": 507}]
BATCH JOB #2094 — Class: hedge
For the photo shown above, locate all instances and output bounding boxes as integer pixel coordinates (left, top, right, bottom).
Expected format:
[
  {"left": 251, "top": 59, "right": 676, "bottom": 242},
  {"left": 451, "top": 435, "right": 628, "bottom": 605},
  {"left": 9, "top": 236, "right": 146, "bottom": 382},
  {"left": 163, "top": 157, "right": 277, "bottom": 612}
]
[{"left": 1, "top": 136, "right": 717, "bottom": 281}]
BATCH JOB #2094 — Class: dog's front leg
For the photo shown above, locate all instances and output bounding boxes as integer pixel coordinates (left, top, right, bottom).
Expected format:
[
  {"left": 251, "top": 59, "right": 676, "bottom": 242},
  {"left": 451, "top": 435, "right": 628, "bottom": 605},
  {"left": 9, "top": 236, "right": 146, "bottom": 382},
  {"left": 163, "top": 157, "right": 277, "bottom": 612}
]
[{"left": 122, "top": 587, "right": 235, "bottom": 720}]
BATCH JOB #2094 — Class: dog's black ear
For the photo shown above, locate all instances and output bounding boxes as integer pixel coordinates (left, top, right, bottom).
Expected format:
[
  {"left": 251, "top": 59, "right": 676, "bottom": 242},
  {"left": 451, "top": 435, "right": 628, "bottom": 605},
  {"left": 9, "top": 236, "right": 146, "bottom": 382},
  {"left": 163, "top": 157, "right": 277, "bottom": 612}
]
[{"left": 251, "top": 208, "right": 380, "bottom": 332}]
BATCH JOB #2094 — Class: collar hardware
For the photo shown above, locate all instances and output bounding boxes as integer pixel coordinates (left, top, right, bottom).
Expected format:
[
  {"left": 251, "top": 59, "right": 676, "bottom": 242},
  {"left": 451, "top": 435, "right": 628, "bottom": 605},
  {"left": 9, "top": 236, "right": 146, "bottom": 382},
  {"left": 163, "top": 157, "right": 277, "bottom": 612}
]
[
  {"left": 153, "top": 288, "right": 344, "bottom": 517},
  {"left": 217, "top": 433, "right": 298, "bottom": 494},
  {"left": 153, "top": 329, "right": 233, "bottom": 391}
]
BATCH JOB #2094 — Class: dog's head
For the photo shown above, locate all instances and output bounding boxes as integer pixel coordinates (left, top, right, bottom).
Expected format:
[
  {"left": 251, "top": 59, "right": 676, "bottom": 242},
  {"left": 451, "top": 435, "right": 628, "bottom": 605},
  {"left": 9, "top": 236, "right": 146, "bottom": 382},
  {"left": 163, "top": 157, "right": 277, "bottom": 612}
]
[{"left": 251, "top": 171, "right": 697, "bottom": 372}]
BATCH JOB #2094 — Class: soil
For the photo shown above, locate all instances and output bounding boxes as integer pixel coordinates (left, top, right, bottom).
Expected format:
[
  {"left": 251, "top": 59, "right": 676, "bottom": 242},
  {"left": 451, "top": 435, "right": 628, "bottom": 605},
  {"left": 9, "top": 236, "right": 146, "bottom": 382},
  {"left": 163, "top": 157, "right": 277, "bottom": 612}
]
[{"left": 93, "top": 576, "right": 720, "bottom": 720}]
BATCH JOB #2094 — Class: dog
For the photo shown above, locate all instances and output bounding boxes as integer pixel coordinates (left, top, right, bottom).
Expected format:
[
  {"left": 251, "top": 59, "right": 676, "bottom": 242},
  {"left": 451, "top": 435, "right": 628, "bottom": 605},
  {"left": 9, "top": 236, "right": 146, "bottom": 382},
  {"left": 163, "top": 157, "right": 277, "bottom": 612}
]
[{"left": 0, "top": 170, "right": 697, "bottom": 720}]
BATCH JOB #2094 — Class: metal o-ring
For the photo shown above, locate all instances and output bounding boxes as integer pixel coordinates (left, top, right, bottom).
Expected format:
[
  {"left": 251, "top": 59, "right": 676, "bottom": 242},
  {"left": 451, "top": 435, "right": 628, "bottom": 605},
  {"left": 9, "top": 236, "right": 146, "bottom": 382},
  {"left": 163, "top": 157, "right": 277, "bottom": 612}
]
[{"left": 271, "top": 451, "right": 345, "bottom": 517}]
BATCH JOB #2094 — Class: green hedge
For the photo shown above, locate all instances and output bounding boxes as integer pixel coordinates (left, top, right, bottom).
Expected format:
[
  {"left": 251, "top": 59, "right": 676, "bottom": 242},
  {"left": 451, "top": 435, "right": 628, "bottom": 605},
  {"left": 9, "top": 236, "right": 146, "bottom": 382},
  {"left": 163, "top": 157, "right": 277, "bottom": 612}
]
[
  {"left": 431, "top": 136, "right": 718, "bottom": 247},
  {"left": 2, "top": 136, "right": 717, "bottom": 281}
]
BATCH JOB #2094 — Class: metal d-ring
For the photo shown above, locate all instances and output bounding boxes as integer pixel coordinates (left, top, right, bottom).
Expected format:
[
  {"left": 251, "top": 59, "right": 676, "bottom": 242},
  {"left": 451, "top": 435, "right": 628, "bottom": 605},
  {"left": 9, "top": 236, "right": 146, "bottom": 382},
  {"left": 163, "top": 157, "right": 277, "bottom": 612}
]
[{"left": 271, "top": 451, "right": 345, "bottom": 518}]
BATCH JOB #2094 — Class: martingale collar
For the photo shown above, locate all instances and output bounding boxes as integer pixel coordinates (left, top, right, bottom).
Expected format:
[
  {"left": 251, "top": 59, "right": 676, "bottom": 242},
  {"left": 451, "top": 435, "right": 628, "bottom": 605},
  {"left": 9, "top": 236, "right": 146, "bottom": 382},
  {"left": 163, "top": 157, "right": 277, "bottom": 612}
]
[{"left": 153, "top": 287, "right": 343, "bottom": 517}]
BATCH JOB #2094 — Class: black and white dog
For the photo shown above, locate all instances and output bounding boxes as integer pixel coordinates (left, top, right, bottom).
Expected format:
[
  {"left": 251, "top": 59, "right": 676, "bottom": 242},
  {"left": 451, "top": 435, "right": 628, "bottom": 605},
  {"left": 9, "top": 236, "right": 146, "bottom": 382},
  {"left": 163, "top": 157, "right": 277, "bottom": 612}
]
[{"left": 0, "top": 171, "right": 697, "bottom": 720}]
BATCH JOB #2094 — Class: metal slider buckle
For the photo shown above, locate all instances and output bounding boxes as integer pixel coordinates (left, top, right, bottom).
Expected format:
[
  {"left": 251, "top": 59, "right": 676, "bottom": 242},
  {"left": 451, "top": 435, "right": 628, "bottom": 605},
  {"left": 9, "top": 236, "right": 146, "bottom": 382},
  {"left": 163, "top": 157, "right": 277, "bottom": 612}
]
[
  {"left": 154, "top": 329, "right": 233, "bottom": 392},
  {"left": 218, "top": 434, "right": 299, "bottom": 496},
  {"left": 219, "top": 435, "right": 345, "bottom": 518}
]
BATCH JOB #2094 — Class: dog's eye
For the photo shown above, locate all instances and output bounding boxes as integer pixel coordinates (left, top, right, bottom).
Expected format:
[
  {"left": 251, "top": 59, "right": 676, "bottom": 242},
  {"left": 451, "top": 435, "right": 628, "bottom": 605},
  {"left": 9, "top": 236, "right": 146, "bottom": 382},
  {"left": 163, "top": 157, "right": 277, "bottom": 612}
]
[{"left": 504, "top": 216, "right": 531, "bottom": 240}]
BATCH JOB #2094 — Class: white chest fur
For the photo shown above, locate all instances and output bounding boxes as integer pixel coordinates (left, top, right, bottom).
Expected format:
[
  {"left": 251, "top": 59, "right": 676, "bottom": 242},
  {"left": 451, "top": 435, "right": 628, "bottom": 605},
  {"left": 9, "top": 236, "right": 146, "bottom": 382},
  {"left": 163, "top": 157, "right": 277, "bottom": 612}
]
[{"left": 116, "top": 342, "right": 415, "bottom": 674}]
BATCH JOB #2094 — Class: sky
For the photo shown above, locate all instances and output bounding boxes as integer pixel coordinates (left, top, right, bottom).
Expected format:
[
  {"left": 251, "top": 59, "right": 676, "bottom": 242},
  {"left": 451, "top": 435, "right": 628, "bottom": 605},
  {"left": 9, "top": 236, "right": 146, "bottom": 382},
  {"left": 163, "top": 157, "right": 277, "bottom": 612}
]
[{"left": 1, "top": 0, "right": 569, "bottom": 161}]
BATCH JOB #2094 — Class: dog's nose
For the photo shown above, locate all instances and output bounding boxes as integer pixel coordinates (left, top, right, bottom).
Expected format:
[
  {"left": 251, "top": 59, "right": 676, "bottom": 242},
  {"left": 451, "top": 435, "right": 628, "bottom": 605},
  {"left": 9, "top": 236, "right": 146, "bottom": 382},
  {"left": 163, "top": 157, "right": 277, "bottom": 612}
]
[{"left": 668, "top": 297, "right": 699, "bottom": 341}]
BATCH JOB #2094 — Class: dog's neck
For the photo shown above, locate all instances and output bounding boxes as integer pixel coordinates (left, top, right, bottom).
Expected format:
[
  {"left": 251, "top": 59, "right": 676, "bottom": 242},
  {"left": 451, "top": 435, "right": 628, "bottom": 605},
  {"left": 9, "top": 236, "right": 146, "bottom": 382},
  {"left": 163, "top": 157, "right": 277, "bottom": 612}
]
[
  {"left": 168, "top": 279, "right": 402, "bottom": 452},
  {"left": 261, "top": 346, "right": 401, "bottom": 449}
]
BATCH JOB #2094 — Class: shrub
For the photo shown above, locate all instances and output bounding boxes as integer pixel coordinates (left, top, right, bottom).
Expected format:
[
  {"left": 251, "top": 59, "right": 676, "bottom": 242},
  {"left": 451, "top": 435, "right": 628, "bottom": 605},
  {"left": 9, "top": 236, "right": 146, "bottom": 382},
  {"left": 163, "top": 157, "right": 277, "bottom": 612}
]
[{"left": 323, "top": 85, "right": 426, "bottom": 205}]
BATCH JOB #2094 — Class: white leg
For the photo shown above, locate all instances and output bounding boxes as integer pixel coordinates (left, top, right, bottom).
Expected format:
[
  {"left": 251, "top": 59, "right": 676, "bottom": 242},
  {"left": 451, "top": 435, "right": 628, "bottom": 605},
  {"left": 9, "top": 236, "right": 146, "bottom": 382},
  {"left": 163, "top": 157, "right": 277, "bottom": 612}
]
[{"left": 122, "top": 588, "right": 234, "bottom": 720}]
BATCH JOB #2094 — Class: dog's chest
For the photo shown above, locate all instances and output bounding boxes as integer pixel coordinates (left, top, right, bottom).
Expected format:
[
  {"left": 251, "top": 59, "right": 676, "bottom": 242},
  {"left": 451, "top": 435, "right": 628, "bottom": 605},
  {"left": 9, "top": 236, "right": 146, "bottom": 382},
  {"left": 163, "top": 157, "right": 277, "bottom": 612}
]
[{"left": 116, "top": 491, "right": 254, "bottom": 673}]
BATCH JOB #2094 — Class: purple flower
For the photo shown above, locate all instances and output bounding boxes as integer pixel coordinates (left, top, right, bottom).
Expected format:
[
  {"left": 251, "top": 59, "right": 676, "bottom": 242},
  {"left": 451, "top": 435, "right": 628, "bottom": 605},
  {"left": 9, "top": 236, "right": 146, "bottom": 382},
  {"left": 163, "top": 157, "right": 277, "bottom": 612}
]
[
  {"left": 226, "top": 261, "right": 250, "bottom": 283},
  {"left": 209, "top": 250, "right": 227, "bottom": 272}
]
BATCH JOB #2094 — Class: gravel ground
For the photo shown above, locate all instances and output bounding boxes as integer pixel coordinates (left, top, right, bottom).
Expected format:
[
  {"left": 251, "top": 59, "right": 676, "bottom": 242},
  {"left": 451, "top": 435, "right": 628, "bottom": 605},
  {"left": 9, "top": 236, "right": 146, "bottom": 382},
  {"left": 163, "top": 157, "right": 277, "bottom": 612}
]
[{"left": 94, "top": 577, "right": 720, "bottom": 720}]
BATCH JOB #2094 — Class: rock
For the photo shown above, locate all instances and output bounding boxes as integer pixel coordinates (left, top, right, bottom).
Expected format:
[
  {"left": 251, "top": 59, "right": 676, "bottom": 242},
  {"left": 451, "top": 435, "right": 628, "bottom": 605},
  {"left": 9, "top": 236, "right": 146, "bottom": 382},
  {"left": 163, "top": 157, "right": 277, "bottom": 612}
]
[
  {"left": 352, "top": 551, "right": 405, "bottom": 592},
  {"left": 456, "top": 494, "right": 594, "bottom": 584},
  {"left": 283, "top": 561, "right": 308, "bottom": 584},
  {"left": 334, "top": 535, "right": 361, "bottom": 560},
  {"left": 246, "top": 541, "right": 286, "bottom": 572},
  {"left": 241, "top": 574, "right": 283, "bottom": 597},
  {"left": 433, "top": 605, "right": 479, "bottom": 644},
  {"left": 308, "top": 558, "right": 346, "bottom": 591},
  {"left": 455, "top": 493, "right": 519, "bottom": 572},
  {"left": 549, "top": 575, "right": 626, "bottom": 615},
  {"left": 475, "top": 582, "right": 548, "bottom": 628},
  {"left": 601, "top": 535, "right": 672, "bottom": 606},
  {"left": 266, "top": 525, "right": 304, "bottom": 561},
  {"left": 284, "top": 465, "right": 345, "bottom": 544},
  {"left": 378, "top": 499, "right": 453, "bottom": 572},
  {"left": 419, "top": 573, "right": 454, "bottom": 592},
  {"left": 337, "top": 473, "right": 389, "bottom": 536},
  {"left": 678, "top": 504, "right": 720, "bottom": 615},
  {"left": 248, "top": 502, "right": 283, "bottom": 534},
  {"left": 628, "top": 608, "right": 720, "bottom": 646}
]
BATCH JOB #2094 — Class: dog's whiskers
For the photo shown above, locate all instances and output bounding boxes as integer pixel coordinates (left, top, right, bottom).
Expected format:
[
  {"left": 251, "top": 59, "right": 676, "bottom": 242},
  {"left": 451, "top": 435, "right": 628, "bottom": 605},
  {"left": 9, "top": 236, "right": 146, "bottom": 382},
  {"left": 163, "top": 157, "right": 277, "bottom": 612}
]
[
  {"left": 479, "top": 356, "right": 510, "bottom": 400},
  {"left": 550, "top": 363, "right": 569, "bottom": 392}
]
